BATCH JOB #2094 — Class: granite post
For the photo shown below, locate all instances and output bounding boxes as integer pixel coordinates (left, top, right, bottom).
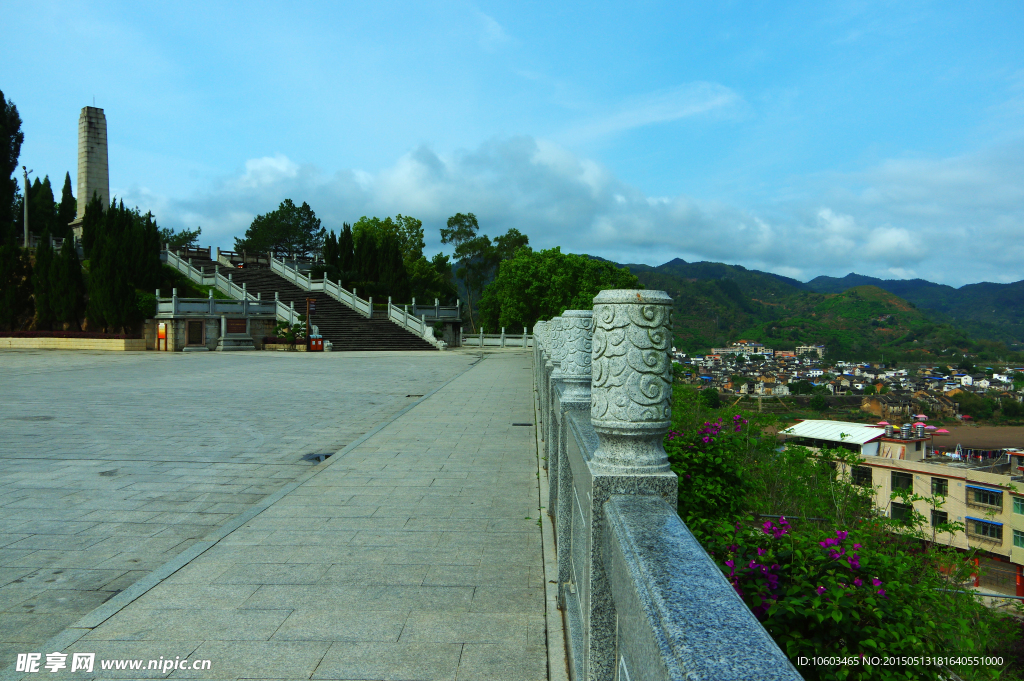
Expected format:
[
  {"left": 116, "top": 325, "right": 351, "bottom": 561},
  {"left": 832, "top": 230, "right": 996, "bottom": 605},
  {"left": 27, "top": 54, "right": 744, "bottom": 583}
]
[
  {"left": 553, "top": 309, "right": 593, "bottom": 607},
  {"left": 580, "top": 289, "right": 677, "bottom": 681}
]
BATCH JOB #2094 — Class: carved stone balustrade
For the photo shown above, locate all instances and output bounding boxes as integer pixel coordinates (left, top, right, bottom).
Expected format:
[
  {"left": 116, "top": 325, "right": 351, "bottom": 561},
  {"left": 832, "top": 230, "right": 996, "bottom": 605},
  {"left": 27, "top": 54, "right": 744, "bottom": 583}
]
[{"left": 534, "top": 290, "right": 800, "bottom": 681}]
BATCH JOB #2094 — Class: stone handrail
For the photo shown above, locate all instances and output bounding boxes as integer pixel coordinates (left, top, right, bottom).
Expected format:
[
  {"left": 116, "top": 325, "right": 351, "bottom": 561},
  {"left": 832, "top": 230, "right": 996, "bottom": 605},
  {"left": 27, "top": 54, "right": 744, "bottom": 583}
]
[
  {"left": 270, "top": 256, "right": 373, "bottom": 318},
  {"left": 461, "top": 328, "right": 532, "bottom": 348},
  {"left": 535, "top": 291, "right": 801, "bottom": 681},
  {"left": 155, "top": 291, "right": 277, "bottom": 317}
]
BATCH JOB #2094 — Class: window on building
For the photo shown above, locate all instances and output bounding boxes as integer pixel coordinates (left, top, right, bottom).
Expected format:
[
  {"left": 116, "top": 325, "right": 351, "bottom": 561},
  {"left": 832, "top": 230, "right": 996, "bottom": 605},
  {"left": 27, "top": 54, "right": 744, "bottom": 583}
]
[
  {"left": 931, "top": 509, "right": 948, "bottom": 527},
  {"left": 931, "top": 478, "right": 948, "bottom": 496},
  {"left": 891, "top": 503, "right": 913, "bottom": 525},
  {"left": 1015, "top": 530, "right": 1024, "bottom": 549},
  {"left": 970, "top": 488, "right": 1002, "bottom": 508},
  {"left": 891, "top": 471, "right": 913, "bottom": 491},
  {"left": 852, "top": 466, "right": 872, "bottom": 487},
  {"left": 1014, "top": 497, "right": 1024, "bottom": 515},
  {"left": 970, "top": 520, "right": 1002, "bottom": 542},
  {"left": 915, "top": 441, "right": 922, "bottom": 451}
]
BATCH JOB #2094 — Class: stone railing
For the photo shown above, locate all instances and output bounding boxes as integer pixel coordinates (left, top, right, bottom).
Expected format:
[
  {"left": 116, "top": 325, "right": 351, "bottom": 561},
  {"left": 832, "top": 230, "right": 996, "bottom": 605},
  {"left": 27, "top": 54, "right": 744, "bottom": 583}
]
[
  {"left": 154, "top": 289, "right": 276, "bottom": 317},
  {"left": 410, "top": 299, "right": 461, "bottom": 321},
  {"left": 269, "top": 256, "right": 374, "bottom": 318},
  {"left": 461, "top": 328, "right": 533, "bottom": 348},
  {"left": 535, "top": 290, "right": 800, "bottom": 681}
]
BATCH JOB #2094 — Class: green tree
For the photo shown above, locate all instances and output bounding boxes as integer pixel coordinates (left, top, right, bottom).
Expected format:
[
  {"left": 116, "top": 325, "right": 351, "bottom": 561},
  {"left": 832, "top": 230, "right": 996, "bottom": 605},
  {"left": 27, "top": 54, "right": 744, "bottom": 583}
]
[
  {"left": 86, "top": 199, "right": 161, "bottom": 333},
  {"left": 80, "top": 193, "right": 105, "bottom": 256},
  {"left": 477, "top": 246, "right": 641, "bottom": 331},
  {"left": 809, "top": 393, "right": 830, "bottom": 412},
  {"left": 28, "top": 175, "right": 56, "bottom": 240},
  {"left": 57, "top": 172, "right": 76, "bottom": 234},
  {"left": 863, "top": 384, "right": 877, "bottom": 395},
  {"left": 0, "top": 90, "right": 23, "bottom": 245},
  {"left": 377, "top": 230, "right": 410, "bottom": 302},
  {"left": 50, "top": 235, "right": 84, "bottom": 329},
  {"left": 235, "top": 199, "right": 324, "bottom": 258},
  {"left": 31, "top": 227, "right": 54, "bottom": 329},
  {"left": 407, "top": 252, "right": 458, "bottom": 305},
  {"left": 338, "top": 223, "right": 354, "bottom": 275},
  {"left": 158, "top": 225, "right": 202, "bottom": 250},
  {"left": 0, "top": 241, "right": 32, "bottom": 329},
  {"left": 440, "top": 212, "right": 489, "bottom": 331}
]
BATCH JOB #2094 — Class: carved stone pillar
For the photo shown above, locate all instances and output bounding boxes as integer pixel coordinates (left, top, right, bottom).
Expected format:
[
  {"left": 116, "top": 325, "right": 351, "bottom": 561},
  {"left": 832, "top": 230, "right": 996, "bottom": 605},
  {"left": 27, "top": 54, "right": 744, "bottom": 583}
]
[
  {"left": 552, "top": 310, "right": 593, "bottom": 605},
  {"left": 560, "top": 310, "right": 593, "bottom": 401},
  {"left": 590, "top": 290, "right": 673, "bottom": 475},
  {"left": 545, "top": 317, "right": 569, "bottom": 471},
  {"left": 541, "top": 318, "right": 561, "bottom": 445}
]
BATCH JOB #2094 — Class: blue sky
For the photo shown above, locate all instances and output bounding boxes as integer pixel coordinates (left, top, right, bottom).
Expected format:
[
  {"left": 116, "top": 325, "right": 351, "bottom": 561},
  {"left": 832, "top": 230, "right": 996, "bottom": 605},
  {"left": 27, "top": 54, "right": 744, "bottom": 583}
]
[{"left": 4, "top": 1, "right": 1023, "bottom": 286}]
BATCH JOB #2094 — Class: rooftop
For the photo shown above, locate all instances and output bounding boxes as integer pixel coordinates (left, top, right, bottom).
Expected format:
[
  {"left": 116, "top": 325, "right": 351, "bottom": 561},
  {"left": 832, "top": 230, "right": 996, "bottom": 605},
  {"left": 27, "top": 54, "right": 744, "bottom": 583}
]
[{"left": 780, "top": 419, "right": 885, "bottom": 446}]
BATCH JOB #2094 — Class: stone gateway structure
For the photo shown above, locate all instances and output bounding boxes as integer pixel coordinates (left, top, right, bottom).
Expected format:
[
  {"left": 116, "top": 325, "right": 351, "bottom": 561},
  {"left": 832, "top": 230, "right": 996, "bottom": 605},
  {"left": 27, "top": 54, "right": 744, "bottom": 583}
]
[{"left": 69, "top": 106, "right": 109, "bottom": 238}]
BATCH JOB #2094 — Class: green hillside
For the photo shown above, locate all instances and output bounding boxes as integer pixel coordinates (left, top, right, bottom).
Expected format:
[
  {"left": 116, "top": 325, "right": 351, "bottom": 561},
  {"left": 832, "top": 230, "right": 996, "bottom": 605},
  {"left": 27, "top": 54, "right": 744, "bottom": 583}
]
[
  {"left": 806, "top": 273, "right": 1024, "bottom": 347},
  {"left": 613, "top": 258, "right": 1013, "bottom": 361}
]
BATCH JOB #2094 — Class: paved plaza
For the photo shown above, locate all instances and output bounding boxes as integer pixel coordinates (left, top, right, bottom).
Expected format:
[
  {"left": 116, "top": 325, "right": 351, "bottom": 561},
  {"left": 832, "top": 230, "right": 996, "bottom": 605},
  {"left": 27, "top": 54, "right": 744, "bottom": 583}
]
[{"left": 0, "top": 349, "right": 547, "bottom": 680}]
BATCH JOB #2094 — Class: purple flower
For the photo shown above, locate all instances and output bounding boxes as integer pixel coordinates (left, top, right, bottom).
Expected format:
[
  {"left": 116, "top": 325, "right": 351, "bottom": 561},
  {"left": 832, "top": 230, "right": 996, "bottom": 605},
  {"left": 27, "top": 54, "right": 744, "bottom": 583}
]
[
  {"left": 847, "top": 556, "right": 860, "bottom": 570},
  {"left": 871, "top": 577, "right": 882, "bottom": 587},
  {"left": 853, "top": 577, "right": 863, "bottom": 587},
  {"left": 725, "top": 559, "right": 734, "bottom": 568},
  {"left": 748, "top": 559, "right": 759, "bottom": 570},
  {"left": 876, "top": 589, "right": 887, "bottom": 598},
  {"left": 853, "top": 543, "right": 862, "bottom": 550},
  {"left": 836, "top": 530, "right": 848, "bottom": 541},
  {"left": 756, "top": 547, "right": 767, "bottom": 556},
  {"left": 815, "top": 586, "right": 826, "bottom": 595}
]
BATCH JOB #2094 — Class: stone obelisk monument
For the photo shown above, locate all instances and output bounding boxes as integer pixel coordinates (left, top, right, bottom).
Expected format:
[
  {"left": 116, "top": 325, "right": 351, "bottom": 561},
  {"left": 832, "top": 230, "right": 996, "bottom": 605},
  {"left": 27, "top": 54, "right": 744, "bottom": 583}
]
[{"left": 69, "top": 106, "right": 109, "bottom": 238}]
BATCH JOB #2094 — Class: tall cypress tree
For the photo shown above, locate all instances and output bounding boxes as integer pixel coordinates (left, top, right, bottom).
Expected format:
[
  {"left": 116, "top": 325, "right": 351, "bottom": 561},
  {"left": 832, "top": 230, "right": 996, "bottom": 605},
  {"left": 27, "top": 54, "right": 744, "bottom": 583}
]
[
  {"left": 57, "top": 172, "right": 75, "bottom": 236},
  {"left": 32, "top": 227, "right": 54, "bottom": 329},
  {"left": 0, "top": 90, "right": 23, "bottom": 245},
  {"left": 0, "top": 242, "right": 32, "bottom": 329},
  {"left": 339, "top": 223, "right": 354, "bottom": 276},
  {"left": 28, "top": 176, "right": 56, "bottom": 239},
  {"left": 51, "top": 235, "right": 84, "bottom": 329},
  {"left": 80, "top": 193, "right": 104, "bottom": 256}
]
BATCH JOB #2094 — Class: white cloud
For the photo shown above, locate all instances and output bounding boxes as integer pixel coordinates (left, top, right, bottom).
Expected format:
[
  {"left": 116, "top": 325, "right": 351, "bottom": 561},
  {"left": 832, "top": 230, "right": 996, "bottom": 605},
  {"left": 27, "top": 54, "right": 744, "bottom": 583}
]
[
  {"left": 235, "top": 154, "right": 300, "bottom": 189},
  {"left": 474, "top": 10, "right": 511, "bottom": 51},
  {"left": 126, "top": 135, "right": 1024, "bottom": 287},
  {"left": 563, "top": 82, "right": 742, "bottom": 143}
]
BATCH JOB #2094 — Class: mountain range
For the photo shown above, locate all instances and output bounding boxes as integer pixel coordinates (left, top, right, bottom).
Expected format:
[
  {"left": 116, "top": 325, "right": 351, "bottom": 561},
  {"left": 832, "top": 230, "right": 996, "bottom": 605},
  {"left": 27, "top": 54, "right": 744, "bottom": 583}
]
[{"left": 607, "top": 258, "right": 1022, "bottom": 360}]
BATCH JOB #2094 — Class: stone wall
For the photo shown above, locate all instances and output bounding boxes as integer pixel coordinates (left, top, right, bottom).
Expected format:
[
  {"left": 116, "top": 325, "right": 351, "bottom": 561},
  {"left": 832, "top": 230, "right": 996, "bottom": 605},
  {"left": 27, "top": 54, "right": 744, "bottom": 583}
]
[{"left": 0, "top": 337, "right": 146, "bottom": 351}]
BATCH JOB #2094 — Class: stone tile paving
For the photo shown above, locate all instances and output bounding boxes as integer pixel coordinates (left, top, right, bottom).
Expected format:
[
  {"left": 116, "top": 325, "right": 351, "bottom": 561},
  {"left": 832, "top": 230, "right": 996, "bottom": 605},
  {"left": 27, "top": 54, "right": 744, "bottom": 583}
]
[
  {"left": 58, "top": 351, "right": 546, "bottom": 680},
  {"left": 0, "top": 349, "right": 476, "bottom": 666}
]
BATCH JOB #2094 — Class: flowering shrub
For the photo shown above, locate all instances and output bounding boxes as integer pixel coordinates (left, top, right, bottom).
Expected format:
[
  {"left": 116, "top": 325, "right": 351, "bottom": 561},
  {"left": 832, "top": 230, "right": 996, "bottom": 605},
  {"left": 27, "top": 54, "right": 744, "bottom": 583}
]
[
  {"left": 665, "top": 384, "right": 1017, "bottom": 679},
  {"left": 665, "top": 414, "right": 750, "bottom": 522},
  {"left": 700, "top": 516, "right": 1003, "bottom": 680}
]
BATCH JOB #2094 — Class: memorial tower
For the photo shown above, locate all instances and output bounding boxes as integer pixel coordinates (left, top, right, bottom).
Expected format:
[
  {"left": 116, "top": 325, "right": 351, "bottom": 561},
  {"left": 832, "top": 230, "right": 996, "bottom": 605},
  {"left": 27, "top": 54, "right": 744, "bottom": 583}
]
[{"left": 69, "top": 106, "right": 109, "bottom": 238}]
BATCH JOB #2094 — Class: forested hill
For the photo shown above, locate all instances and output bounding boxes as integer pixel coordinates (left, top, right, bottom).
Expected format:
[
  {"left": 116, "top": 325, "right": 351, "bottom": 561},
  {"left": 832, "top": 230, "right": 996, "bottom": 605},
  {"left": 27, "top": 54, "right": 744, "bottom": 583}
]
[
  {"left": 805, "top": 273, "right": 1024, "bottom": 346},
  {"left": 595, "top": 257, "right": 1017, "bottom": 361}
]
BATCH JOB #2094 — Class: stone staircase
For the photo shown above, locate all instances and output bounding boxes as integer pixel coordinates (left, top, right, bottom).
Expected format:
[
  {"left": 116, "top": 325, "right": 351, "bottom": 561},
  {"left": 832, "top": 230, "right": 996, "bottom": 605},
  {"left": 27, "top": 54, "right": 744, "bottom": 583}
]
[{"left": 184, "top": 258, "right": 437, "bottom": 351}]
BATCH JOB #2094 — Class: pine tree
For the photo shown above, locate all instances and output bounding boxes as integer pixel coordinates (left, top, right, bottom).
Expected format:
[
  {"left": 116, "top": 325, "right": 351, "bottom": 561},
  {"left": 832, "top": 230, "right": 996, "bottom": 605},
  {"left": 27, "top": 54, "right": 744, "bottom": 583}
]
[
  {"left": 32, "top": 227, "right": 54, "bottom": 329},
  {"left": 57, "top": 172, "right": 75, "bottom": 236}
]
